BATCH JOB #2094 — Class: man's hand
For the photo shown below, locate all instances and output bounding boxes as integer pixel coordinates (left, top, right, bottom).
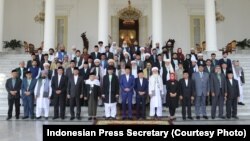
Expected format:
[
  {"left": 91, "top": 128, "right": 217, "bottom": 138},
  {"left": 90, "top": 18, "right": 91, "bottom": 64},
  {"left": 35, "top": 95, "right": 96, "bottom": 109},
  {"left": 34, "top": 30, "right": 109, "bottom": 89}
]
[
  {"left": 116, "top": 95, "right": 119, "bottom": 98},
  {"left": 191, "top": 96, "right": 194, "bottom": 101},
  {"left": 56, "top": 90, "right": 61, "bottom": 95},
  {"left": 212, "top": 93, "right": 215, "bottom": 97},
  {"left": 102, "top": 95, "right": 105, "bottom": 98},
  {"left": 124, "top": 88, "right": 130, "bottom": 92},
  {"left": 80, "top": 95, "right": 83, "bottom": 99},
  {"left": 67, "top": 94, "right": 70, "bottom": 99},
  {"left": 179, "top": 96, "right": 183, "bottom": 100},
  {"left": 84, "top": 97, "right": 87, "bottom": 100},
  {"left": 207, "top": 92, "right": 210, "bottom": 96},
  {"left": 25, "top": 91, "right": 30, "bottom": 96}
]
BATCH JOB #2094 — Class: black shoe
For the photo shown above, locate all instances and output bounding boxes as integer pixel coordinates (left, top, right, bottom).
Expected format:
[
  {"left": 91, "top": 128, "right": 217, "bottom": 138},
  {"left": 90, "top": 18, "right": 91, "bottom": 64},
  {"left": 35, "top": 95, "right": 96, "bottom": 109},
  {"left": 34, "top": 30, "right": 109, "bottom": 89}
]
[
  {"left": 111, "top": 117, "right": 116, "bottom": 120},
  {"left": 122, "top": 117, "right": 126, "bottom": 120},
  {"left": 16, "top": 117, "right": 19, "bottom": 120},
  {"left": 93, "top": 117, "right": 97, "bottom": 120},
  {"left": 61, "top": 117, "right": 65, "bottom": 120},
  {"left": 53, "top": 117, "right": 59, "bottom": 120},
  {"left": 22, "top": 116, "right": 29, "bottom": 119},
  {"left": 219, "top": 116, "right": 226, "bottom": 119},
  {"left": 105, "top": 117, "right": 109, "bottom": 120},
  {"left": 227, "top": 116, "right": 231, "bottom": 119},
  {"left": 187, "top": 117, "right": 193, "bottom": 120},
  {"left": 88, "top": 117, "right": 92, "bottom": 121},
  {"left": 6, "top": 117, "right": 11, "bottom": 120},
  {"left": 31, "top": 116, "right": 35, "bottom": 120},
  {"left": 203, "top": 116, "right": 208, "bottom": 119},
  {"left": 70, "top": 117, "right": 75, "bottom": 120},
  {"left": 36, "top": 116, "right": 42, "bottom": 120},
  {"left": 196, "top": 116, "right": 200, "bottom": 120},
  {"left": 211, "top": 117, "right": 215, "bottom": 119},
  {"left": 183, "top": 117, "right": 186, "bottom": 120},
  {"left": 232, "top": 116, "right": 239, "bottom": 119},
  {"left": 45, "top": 117, "right": 49, "bottom": 120},
  {"left": 238, "top": 102, "right": 245, "bottom": 106},
  {"left": 77, "top": 117, "right": 81, "bottom": 120},
  {"left": 128, "top": 117, "right": 133, "bottom": 120}
]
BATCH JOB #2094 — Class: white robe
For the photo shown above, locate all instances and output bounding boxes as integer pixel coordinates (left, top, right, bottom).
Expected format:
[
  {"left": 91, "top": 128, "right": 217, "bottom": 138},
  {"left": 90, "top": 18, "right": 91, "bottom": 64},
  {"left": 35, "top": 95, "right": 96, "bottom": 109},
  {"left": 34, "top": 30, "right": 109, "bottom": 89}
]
[
  {"left": 149, "top": 75, "right": 164, "bottom": 116},
  {"left": 34, "top": 79, "right": 52, "bottom": 117},
  {"left": 233, "top": 66, "right": 244, "bottom": 102}
]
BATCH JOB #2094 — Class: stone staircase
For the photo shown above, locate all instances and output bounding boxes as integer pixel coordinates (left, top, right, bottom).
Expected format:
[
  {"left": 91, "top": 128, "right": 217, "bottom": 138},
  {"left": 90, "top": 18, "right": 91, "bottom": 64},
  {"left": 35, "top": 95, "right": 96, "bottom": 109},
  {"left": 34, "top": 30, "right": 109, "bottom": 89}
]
[{"left": 0, "top": 53, "right": 249, "bottom": 119}]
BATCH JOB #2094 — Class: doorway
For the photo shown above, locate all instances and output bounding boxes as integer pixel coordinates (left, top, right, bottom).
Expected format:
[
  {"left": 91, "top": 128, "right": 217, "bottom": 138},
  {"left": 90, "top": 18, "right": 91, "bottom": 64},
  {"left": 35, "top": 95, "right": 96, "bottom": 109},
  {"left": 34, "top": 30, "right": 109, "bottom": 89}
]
[{"left": 119, "top": 19, "right": 139, "bottom": 46}]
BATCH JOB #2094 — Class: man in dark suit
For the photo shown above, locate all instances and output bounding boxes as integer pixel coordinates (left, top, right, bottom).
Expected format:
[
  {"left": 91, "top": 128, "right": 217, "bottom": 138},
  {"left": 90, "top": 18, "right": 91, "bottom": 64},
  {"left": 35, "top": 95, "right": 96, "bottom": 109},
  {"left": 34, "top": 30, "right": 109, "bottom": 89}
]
[
  {"left": 90, "top": 45, "right": 101, "bottom": 60},
  {"left": 21, "top": 71, "right": 37, "bottom": 119},
  {"left": 105, "top": 46, "right": 114, "bottom": 60},
  {"left": 79, "top": 62, "right": 90, "bottom": 81},
  {"left": 36, "top": 48, "right": 44, "bottom": 67},
  {"left": 179, "top": 71, "right": 194, "bottom": 120},
  {"left": 66, "top": 60, "right": 76, "bottom": 80},
  {"left": 5, "top": 70, "right": 22, "bottom": 120},
  {"left": 52, "top": 67, "right": 67, "bottom": 120},
  {"left": 210, "top": 66, "right": 227, "bottom": 119},
  {"left": 221, "top": 62, "right": 230, "bottom": 77},
  {"left": 67, "top": 67, "right": 84, "bottom": 120},
  {"left": 16, "top": 61, "right": 27, "bottom": 80},
  {"left": 211, "top": 53, "right": 219, "bottom": 67},
  {"left": 226, "top": 71, "right": 240, "bottom": 119},
  {"left": 134, "top": 70, "right": 148, "bottom": 119},
  {"left": 27, "top": 53, "right": 38, "bottom": 69},
  {"left": 119, "top": 66, "right": 135, "bottom": 120},
  {"left": 149, "top": 48, "right": 158, "bottom": 66},
  {"left": 219, "top": 52, "right": 232, "bottom": 70},
  {"left": 204, "top": 59, "right": 214, "bottom": 106},
  {"left": 130, "top": 41, "right": 140, "bottom": 59},
  {"left": 102, "top": 66, "right": 119, "bottom": 120},
  {"left": 40, "top": 54, "right": 52, "bottom": 70},
  {"left": 74, "top": 50, "right": 84, "bottom": 68}
]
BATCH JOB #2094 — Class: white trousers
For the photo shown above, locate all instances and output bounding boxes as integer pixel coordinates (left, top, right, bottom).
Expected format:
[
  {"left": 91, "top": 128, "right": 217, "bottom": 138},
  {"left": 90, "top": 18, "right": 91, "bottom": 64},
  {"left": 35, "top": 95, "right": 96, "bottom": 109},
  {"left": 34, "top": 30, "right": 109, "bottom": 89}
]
[
  {"left": 104, "top": 103, "right": 117, "bottom": 118},
  {"left": 149, "top": 106, "right": 162, "bottom": 117},
  {"left": 36, "top": 98, "right": 50, "bottom": 117},
  {"left": 239, "top": 83, "right": 244, "bottom": 103}
]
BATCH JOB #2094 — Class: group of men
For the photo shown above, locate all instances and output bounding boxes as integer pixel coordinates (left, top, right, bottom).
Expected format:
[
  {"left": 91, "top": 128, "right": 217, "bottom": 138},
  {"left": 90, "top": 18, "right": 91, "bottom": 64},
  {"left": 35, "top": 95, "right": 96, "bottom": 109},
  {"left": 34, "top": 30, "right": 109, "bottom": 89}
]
[{"left": 5, "top": 40, "right": 245, "bottom": 121}]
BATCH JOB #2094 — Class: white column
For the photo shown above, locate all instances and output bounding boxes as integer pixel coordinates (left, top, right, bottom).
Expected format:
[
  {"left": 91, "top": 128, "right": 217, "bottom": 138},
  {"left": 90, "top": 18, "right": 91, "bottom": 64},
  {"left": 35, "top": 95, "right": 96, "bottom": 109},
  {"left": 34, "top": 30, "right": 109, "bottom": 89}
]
[
  {"left": 98, "top": 0, "right": 109, "bottom": 46},
  {"left": 152, "top": 0, "right": 163, "bottom": 49},
  {"left": 44, "top": 0, "right": 55, "bottom": 52},
  {"left": 0, "top": 0, "right": 4, "bottom": 52},
  {"left": 205, "top": 0, "right": 217, "bottom": 51}
]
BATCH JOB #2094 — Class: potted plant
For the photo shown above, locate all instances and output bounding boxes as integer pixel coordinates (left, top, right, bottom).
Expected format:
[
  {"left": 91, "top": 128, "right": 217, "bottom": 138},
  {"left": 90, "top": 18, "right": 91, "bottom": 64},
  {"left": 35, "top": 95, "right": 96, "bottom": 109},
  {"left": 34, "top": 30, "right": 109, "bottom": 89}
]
[
  {"left": 237, "top": 39, "right": 250, "bottom": 49},
  {"left": 3, "top": 39, "right": 23, "bottom": 50}
]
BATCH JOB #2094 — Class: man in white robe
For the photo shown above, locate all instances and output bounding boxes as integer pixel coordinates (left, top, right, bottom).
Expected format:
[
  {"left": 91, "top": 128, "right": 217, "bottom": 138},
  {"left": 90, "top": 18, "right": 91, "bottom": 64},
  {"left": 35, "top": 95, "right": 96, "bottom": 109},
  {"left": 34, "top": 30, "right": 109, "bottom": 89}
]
[
  {"left": 34, "top": 70, "right": 52, "bottom": 120},
  {"left": 149, "top": 67, "right": 164, "bottom": 119}
]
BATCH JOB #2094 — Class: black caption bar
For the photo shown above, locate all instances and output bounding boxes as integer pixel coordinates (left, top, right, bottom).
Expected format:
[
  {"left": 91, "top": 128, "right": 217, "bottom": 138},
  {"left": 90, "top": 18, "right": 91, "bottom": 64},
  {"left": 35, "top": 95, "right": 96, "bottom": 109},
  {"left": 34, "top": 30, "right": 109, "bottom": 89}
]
[{"left": 43, "top": 125, "right": 250, "bottom": 140}]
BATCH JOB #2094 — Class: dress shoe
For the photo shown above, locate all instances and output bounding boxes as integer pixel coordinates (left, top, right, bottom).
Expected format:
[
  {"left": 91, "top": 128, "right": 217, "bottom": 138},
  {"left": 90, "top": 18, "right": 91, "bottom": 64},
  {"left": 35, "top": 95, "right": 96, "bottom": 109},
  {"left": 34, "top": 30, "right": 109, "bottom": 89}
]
[
  {"left": 30, "top": 116, "right": 35, "bottom": 120},
  {"left": 88, "top": 117, "right": 92, "bottom": 121},
  {"left": 227, "top": 116, "right": 231, "bottom": 119},
  {"left": 196, "top": 116, "right": 200, "bottom": 120},
  {"left": 105, "top": 117, "right": 109, "bottom": 120},
  {"left": 70, "top": 117, "right": 75, "bottom": 120},
  {"left": 77, "top": 117, "right": 81, "bottom": 120},
  {"left": 111, "top": 117, "right": 116, "bottom": 120},
  {"left": 128, "top": 117, "right": 133, "bottom": 120},
  {"left": 61, "top": 117, "right": 65, "bottom": 120},
  {"left": 219, "top": 116, "right": 226, "bottom": 119},
  {"left": 45, "top": 117, "right": 49, "bottom": 120},
  {"left": 211, "top": 117, "right": 215, "bottom": 119},
  {"left": 238, "top": 102, "right": 245, "bottom": 106},
  {"left": 16, "top": 116, "right": 19, "bottom": 120},
  {"left": 36, "top": 116, "right": 42, "bottom": 120},
  {"left": 182, "top": 117, "right": 186, "bottom": 120},
  {"left": 232, "top": 116, "right": 239, "bottom": 119},
  {"left": 187, "top": 117, "right": 193, "bottom": 120},
  {"left": 22, "top": 116, "right": 29, "bottom": 119},
  {"left": 6, "top": 117, "right": 11, "bottom": 120},
  {"left": 203, "top": 116, "right": 208, "bottom": 119},
  {"left": 53, "top": 117, "right": 59, "bottom": 120},
  {"left": 93, "top": 117, "right": 97, "bottom": 120},
  {"left": 122, "top": 117, "right": 126, "bottom": 120}
]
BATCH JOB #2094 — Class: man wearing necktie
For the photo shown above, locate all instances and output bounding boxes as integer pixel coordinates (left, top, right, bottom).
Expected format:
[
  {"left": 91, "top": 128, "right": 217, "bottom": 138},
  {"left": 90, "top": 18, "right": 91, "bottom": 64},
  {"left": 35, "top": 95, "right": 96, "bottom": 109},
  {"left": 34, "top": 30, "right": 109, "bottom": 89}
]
[
  {"left": 21, "top": 71, "right": 37, "bottom": 119},
  {"left": 192, "top": 64, "right": 210, "bottom": 120},
  {"left": 5, "top": 69, "right": 22, "bottom": 120}
]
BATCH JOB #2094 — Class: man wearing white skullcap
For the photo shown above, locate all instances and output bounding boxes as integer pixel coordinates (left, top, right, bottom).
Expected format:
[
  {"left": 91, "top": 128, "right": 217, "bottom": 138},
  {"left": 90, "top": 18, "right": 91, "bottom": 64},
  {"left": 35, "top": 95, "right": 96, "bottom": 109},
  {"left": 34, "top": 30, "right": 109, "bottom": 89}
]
[{"left": 148, "top": 67, "right": 164, "bottom": 119}]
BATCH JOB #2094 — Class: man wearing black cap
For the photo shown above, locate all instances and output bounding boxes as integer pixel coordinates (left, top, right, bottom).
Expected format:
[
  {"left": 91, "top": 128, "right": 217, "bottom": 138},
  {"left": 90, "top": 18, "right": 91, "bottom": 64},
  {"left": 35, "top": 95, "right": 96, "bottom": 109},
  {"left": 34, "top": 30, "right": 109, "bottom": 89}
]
[
  {"left": 226, "top": 71, "right": 240, "bottom": 119},
  {"left": 51, "top": 67, "right": 67, "bottom": 120},
  {"left": 120, "top": 66, "right": 135, "bottom": 120},
  {"left": 5, "top": 69, "right": 22, "bottom": 120},
  {"left": 102, "top": 66, "right": 119, "bottom": 120},
  {"left": 179, "top": 71, "right": 194, "bottom": 120},
  {"left": 90, "top": 45, "right": 101, "bottom": 60},
  {"left": 66, "top": 60, "right": 76, "bottom": 80},
  {"left": 98, "top": 41, "right": 105, "bottom": 53},
  {"left": 80, "top": 62, "right": 90, "bottom": 81},
  {"left": 21, "top": 71, "right": 37, "bottom": 119},
  {"left": 67, "top": 67, "right": 84, "bottom": 120},
  {"left": 105, "top": 46, "right": 114, "bottom": 60},
  {"left": 134, "top": 70, "right": 148, "bottom": 119},
  {"left": 192, "top": 64, "right": 210, "bottom": 120}
]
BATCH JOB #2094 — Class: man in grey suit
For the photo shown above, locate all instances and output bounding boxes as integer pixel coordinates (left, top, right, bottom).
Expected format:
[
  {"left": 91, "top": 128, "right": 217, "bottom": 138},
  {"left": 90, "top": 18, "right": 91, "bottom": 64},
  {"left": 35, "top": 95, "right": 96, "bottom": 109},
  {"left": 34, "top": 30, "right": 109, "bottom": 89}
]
[
  {"left": 192, "top": 64, "right": 210, "bottom": 119},
  {"left": 210, "top": 66, "right": 227, "bottom": 119}
]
